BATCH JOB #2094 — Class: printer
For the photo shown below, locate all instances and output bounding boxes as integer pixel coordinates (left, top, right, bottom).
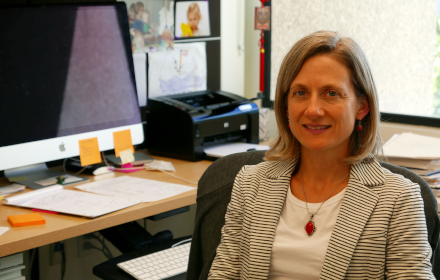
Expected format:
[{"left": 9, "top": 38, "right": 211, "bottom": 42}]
[{"left": 145, "top": 90, "right": 259, "bottom": 161}]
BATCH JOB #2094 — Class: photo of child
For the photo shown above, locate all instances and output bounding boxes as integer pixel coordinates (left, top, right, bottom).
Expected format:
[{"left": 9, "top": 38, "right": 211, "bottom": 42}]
[
  {"left": 122, "top": 0, "right": 174, "bottom": 53},
  {"left": 175, "top": 1, "right": 210, "bottom": 38}
]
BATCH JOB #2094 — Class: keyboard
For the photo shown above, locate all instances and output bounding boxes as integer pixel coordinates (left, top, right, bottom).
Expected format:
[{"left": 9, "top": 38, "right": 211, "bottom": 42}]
[{"left": 117, "top": 242, "right": 191, "bottom": 280}]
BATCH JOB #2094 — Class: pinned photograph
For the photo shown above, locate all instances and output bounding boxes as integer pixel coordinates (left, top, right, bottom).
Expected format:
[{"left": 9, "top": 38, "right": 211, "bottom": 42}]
[
  {"left": 122, "top": 0, "right": 174, "bottom": 53},
  {"left": 175, "top": 1, "right": 210, "bottom": 38}
]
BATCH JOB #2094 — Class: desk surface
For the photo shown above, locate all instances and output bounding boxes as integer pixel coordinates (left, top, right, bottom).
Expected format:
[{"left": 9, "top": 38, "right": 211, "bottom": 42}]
[{"left": 0, "top": 154, "right": 212, "bottom": 258}]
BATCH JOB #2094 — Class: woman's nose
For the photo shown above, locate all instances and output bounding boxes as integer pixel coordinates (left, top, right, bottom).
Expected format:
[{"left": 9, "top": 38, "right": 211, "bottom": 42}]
[{"left": 305, "top": 95, "right": 324, "bottom": 119}]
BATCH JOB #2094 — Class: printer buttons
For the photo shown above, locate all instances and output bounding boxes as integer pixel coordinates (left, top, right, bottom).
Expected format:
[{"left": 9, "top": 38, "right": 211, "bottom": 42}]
[{"left": 224, "top": 122, "right": 229, "bottom": 128}]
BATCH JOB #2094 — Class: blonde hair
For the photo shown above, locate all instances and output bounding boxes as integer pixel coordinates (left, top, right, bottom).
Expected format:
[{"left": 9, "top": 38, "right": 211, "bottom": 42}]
[
  {"left": 265, "top": 31, "right": 383, "bottom": 164},
  {"left": 187, "top": 3, "right": 202, "bottom": 20}
]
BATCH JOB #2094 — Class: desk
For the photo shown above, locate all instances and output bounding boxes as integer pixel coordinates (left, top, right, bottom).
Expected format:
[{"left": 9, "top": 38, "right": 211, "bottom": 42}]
[{"left": 0, "top": 154, "right": 212, "bottom": 258}]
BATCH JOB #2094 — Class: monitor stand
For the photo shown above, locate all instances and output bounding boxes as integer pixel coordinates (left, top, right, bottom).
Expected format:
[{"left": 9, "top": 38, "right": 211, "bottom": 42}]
[{"left": 4, "top": 163, "right": 89, "bottom": 190}]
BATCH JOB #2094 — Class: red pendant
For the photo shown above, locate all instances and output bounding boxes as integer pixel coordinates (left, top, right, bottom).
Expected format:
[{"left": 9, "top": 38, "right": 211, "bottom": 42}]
[
  {"left": 357, "top": 125, "right": 362, "bottom": 131},
  {"left": 305, "top": 216, "right": 316, "bottom": 236}
]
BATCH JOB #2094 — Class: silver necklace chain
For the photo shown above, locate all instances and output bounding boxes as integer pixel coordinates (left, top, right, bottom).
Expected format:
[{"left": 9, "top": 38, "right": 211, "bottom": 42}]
[{"left": 300, "top": 171, "right": 350, "bottom": 217}]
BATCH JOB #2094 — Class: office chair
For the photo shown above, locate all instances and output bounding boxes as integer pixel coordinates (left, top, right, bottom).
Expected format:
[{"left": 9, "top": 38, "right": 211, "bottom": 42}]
[{"left": 187, "top": 150, "right": 440, "bottom": 279}]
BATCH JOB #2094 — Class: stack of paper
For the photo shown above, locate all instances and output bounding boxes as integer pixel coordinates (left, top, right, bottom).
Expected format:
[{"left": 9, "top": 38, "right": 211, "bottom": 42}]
[{"left": 384, "top": 133, "right": 440, "bottom": 189}]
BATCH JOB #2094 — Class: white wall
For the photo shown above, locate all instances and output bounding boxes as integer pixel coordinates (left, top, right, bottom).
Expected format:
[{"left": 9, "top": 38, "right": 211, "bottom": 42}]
[
  {"left": 270, "top": 0, "right": 436, "bottom": 116},
  {"left": 220, "top": 0, "right": 245, "bottom": 96},
  {"left": 244, "top": 0, "right": 261, "bottom": 102}
]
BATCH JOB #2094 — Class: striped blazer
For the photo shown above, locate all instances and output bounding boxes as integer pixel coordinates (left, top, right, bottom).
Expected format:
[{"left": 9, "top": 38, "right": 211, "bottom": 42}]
[{"left": 208, "top": 153, "right": 434, "bottom": 279}]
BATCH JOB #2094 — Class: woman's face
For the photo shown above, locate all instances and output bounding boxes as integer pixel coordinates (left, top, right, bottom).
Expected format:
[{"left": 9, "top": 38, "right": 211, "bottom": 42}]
[{"left": 286, "top": 54, "right": 369, "bottom": 155}]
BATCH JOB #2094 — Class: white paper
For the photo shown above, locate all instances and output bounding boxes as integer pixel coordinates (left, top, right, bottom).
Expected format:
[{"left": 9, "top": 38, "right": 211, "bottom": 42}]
[
  {"left": 75, "top": 176, "right": 194, "bottom": 202},
  {"left": 0, "top": 184, "right": 25, "bottom": 195},
  {"left": 144, "top": 160, "right": 176, "bottom": 172},
  {"left": 383, "top": 132, "right": 440, "bottom": 159},
  {"left": 148, "top": 42, "right": 207, "bottom": 98},
  {"left": 204, "top": 143, "right": 270, "bottom": 158},
  {"left": 120, "top": 149, "right": 135, "bottom": 165},
  {"left": 0, "top": 227, "right": 9, "bottom": 237},
  {"left": 2, "top": 185, "right": 139, "bottom": 218},
  {"left": 133, "top": 53, "right": 147, "bottom": 106}
]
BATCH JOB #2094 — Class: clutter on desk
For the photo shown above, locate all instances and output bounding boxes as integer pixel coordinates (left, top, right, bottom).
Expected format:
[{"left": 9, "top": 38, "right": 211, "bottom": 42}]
[
  {"left": 204, "top": 143, "right": 270, "bottom": 158},
  {"left": 146, "top": 90, "right": 260, "bottom": 161},
  {"left": 144, "top": 160, "right": 176, "bottom": 172},
  {"left": 120, "top": 149, "right": 135, "bottom": 165},
  {"left": 2, "top": 185, "right": 140, "bottom": 218},
  {"left": 65, "top": 160, "right": 112, "bottom": 176},
  {"left": 33, "top": 174, "right": 85, "bottom": 187},
  {"left": 109, "top": 163, "right": 144, "bottom": 173},
  {"left": 0, "top": 184, "right": 25, "bottom": 196},
  {"left": 106, "top": 152, "right": 154, "bottom": 167},
  {"left": 74, "top": 176, "right": 194, "bottom": 202},
  {"left": 8, "top": 213, "right": 45, "bottom": 227},
  {"left": 78, "top": 137, "right": 102, "bottom": 166},
  {"left": 384, "top": 132, "right": 440, "bottom": 190}
]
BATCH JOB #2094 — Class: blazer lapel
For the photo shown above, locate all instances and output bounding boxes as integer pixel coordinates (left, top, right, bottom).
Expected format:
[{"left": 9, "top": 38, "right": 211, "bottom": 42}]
[
  {"left": 246, "top": 155, "right": 299, "bottom": 279},
  {"left": 320, "top": 155, "right": 384, "bottom": 279}
]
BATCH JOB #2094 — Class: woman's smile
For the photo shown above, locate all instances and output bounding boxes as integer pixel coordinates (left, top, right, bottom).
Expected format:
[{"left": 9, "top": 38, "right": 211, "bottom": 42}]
[{"left": 303, "top": 124, "right": 331, "bottom": 134}]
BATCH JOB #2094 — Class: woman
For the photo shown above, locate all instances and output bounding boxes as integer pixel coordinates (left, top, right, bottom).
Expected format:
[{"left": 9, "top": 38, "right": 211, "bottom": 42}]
[{"left": 208, "top": 31, "right": 434, "bottom": 279}]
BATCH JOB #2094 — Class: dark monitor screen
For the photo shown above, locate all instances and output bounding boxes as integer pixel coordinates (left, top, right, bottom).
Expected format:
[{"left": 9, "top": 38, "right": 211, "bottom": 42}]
[{"left": 0, "top": 3, "right": 141, "bottom": 148}]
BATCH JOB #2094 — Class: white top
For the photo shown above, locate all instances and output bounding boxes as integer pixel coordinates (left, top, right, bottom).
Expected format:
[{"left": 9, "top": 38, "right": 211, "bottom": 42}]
[{"left": 267, "top": 187, "right": 346, "bottom": 280}]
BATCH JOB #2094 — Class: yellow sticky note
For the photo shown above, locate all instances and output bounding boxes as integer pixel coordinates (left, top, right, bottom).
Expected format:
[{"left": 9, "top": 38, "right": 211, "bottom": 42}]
[
  {"left": 79, "top": 138, "right": 102, "bottom": 166},
  {"left": 181, "top": 22, "right": 193, "bottom": 37},
  {"left": 8, "top": 213, "right": 45, "bottom": 227},
  {"left": 120, "top": 149, "right": 135, "bottom": 165},
  {"left": 113, "top": 130, "right": 134, "bottom": 157}
]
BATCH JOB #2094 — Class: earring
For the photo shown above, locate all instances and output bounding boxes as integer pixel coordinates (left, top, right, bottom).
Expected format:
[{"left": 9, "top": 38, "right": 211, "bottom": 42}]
[
  {"left": 287, "top": 118, "right": 290, "bottom": 129},
  {"left": 356, "top": 119, "right": 362, "bottom": 131}
]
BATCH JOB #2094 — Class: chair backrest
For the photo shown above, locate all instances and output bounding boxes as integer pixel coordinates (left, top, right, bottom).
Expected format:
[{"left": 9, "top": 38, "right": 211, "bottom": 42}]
[{"left": 187, "top": 151, "right": 440, "bottom": 280}]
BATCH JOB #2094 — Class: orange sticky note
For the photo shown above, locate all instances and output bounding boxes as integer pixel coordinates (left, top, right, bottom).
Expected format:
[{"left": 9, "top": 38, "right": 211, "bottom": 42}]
[
  {"left": 113, "top": 130, "right": 134, "bottom": 157},
  {"left": 8, "top": 213, "right": 46, "bottom": 227},
  {"left": 78, "top": 138, "right": 102, "bottom": 166}
]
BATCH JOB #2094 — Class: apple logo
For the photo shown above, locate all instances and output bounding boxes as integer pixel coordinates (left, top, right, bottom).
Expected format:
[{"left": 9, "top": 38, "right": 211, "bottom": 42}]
[{"left": 59, "top": 142, "right": 66, "bottom": 152}]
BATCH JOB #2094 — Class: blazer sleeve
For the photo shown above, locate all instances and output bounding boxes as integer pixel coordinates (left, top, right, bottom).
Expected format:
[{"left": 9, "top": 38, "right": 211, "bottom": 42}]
[
  {"left": 208, "top": 166, "right": 247, "bottom": 279},
  {"left": 385, "top": 183, "right": 435, "bottom": 279}
]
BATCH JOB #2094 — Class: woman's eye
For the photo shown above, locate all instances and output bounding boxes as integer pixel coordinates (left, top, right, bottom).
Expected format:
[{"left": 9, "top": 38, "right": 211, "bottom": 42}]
[
  {"left": 327, "top": 91, "right": 338, "bottom": 97},
  {"left": 295, "top": 91, "right": 306, "bottom": 97}
]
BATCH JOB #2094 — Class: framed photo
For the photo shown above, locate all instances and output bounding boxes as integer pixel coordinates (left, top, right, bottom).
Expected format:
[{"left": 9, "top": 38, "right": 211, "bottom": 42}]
[
  {"left": 175, "top": 1, "right": 211, "bottom": 38},
  {"left": 122, "top": 0, "right": 175, "bottom": 53}
]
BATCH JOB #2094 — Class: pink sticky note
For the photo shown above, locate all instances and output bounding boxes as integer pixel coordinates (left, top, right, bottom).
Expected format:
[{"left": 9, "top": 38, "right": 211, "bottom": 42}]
[
  {"left": 32, "top": 209, "right": 57, "bottom": 215},
  {"left": 110, "top": 163, "right": 143, "bottom": 173}
]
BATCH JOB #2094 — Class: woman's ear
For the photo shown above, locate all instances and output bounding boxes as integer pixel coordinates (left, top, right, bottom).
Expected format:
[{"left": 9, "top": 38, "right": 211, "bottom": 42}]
[{"left": 357, "top": 98, "right": 370, "bottom": 120}]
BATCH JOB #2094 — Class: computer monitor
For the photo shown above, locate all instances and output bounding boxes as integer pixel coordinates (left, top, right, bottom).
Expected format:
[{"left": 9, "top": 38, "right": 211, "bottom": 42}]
[{"left": 0, "top": 3, "right": 144, "bottom": 189}]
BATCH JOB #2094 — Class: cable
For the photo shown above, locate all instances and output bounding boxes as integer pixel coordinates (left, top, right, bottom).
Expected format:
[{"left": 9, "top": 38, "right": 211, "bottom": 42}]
[
  {"left": 63, "top": 158, "right": 68, "bottom": 174},
  {"left": 88, "top": 233, "right": 113, "bottom": 259},
  {"left": 83, "top": 242, "right": 111, "bottom": 259},
  {"left": 172, "top": 238, "right": 192, "bottom": 247},
  {"left": 153, "top": 168, "right": 198, "bottom": 185},
  {"left": 26, "top": 248, "right": 36, "bottom": 280},
  {"left": 56, "top": 242, "right": 66, "bottom": 280},
  {"left": 62, "top": 157, "right": 87, "bottom": 175}
]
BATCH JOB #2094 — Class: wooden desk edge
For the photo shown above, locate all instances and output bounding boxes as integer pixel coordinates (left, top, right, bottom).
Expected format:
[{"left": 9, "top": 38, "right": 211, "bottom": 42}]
[{"left": 0, "top": 191, "right": 197, "bottom": 257}]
